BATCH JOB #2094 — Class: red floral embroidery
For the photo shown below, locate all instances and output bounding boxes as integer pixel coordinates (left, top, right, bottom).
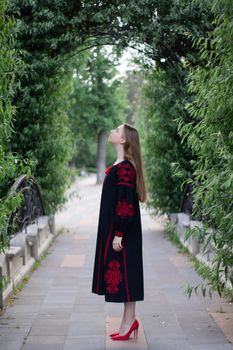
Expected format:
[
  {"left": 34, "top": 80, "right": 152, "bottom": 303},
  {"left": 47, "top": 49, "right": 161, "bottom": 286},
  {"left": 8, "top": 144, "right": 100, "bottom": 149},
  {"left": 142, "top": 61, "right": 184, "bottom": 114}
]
[
  {"left": 115, "top": 231, "right": 124, "bottom": 237},
  {"left": 109, "top": 260, "right": 120, "bottom": 269},
  {"left": 117, "top": 163, "right": 136, "bottom": 185},
  {"left": 104, "top": 260, "right": 122, "bottom": 294},
  {"left": 116, "top": 199, "right": 134, "bottom": 218},
  {"left": 105, "top": 165, "right": 113, "bottom": 174}
]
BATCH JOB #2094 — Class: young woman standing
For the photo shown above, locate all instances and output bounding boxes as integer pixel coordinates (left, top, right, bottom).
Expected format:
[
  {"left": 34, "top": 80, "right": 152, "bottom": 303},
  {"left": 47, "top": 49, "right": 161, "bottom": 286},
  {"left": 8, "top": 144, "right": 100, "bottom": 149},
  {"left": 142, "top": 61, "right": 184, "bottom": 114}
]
[{"left": 91, "top": 123, "right": 147, "bottom": 341}]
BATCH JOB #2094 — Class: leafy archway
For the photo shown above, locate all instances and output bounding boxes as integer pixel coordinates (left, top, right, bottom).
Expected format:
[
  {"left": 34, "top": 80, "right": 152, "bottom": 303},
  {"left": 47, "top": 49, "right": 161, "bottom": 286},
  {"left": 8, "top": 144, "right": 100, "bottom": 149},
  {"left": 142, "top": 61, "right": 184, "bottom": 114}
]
[
  {"left": 2, "top": 0, "right": 232, "bottom": 298},
  {"left": 7, "top": 0, "right": 213, "bottom": 213}
]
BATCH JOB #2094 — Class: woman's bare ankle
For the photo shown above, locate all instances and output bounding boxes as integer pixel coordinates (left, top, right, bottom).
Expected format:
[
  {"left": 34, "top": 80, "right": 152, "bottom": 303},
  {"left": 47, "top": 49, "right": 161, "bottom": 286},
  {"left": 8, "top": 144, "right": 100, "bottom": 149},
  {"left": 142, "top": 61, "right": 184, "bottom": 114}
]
[
  {"left": 119, "top": 320, "right": 126, "bottom": 333},
  {"left": 125, "top": 316, "right": 136, "bottom": 325},
  {"left": 119, "top": 317, "right": 136, "bottom": 334}
]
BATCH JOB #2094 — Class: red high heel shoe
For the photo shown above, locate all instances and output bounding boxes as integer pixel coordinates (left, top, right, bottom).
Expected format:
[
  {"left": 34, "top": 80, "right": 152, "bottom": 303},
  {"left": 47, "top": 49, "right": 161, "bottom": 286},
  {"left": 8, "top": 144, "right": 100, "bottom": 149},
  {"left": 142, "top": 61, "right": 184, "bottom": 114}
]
[
  {"left": 109, "top": 332, "right": 119, "bottom": 337},
  {"left": 111, "top": 319, "right": 139, "bottom": 341}
]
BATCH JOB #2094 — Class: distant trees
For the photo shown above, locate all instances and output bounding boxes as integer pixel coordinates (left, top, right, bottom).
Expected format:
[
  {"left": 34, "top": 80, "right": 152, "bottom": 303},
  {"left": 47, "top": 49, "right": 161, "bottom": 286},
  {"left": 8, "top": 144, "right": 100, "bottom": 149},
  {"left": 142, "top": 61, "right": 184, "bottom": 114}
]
[
  {"left": 123, "top": 70, "right": 144, "bottom": 125},
  {"left": 68, "top": 46, "right": 127, "bottom": 183}
]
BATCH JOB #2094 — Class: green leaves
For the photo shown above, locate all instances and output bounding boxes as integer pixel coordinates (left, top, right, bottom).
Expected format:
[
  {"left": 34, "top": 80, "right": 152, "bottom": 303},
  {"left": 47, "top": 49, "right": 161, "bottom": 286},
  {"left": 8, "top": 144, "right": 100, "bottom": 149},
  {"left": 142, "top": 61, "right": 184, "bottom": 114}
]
[
  {"left": 137, "top": 67, "right": 194, "bottom": 215},
  {"left": 178, "top": 0, "right": 233, "bottom": 294},
  {"left": 0, "top": 0, "right": 32, "bottom": 258},
  {"left": 1, "top": 0, "right": 231, "bottom": 296}
]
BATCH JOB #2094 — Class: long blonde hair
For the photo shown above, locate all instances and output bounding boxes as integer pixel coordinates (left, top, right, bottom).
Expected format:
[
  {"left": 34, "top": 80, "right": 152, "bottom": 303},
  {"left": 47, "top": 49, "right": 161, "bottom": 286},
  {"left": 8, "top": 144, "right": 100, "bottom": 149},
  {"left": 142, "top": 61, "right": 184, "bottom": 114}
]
[{"left": 122, "top": 123, "right": 147, "bottom": 202}]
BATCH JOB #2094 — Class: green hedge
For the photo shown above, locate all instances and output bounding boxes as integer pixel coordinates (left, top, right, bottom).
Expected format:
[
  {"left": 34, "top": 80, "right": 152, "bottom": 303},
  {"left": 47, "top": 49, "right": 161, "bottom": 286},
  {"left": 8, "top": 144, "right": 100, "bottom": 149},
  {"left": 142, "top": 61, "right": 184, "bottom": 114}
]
[{"left": 177, "top": 0, "right": 233, "bottom": 294}]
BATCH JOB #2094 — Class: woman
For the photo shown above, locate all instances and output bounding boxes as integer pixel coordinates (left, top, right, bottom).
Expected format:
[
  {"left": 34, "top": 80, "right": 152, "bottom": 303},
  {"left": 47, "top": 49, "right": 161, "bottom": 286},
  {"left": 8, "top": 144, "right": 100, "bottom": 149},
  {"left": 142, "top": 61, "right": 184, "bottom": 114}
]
[{"left": 91, "top": 123, "right": 147, "bottom": 341}]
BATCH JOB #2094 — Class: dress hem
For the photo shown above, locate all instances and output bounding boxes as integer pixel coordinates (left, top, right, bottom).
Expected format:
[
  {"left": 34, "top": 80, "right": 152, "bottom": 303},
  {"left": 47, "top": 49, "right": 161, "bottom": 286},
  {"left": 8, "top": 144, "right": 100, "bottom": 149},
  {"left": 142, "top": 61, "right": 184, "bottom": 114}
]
[{"left": 92, "top": 291, "right": 144, "bottom": 303}]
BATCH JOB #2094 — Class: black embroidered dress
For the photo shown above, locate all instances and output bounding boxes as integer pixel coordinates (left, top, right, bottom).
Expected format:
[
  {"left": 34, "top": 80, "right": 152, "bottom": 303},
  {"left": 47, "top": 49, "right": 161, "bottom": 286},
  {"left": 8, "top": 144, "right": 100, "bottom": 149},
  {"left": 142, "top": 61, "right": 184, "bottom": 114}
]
[{"left": 91, "top": 159, "right": 144, "bottom": 302}]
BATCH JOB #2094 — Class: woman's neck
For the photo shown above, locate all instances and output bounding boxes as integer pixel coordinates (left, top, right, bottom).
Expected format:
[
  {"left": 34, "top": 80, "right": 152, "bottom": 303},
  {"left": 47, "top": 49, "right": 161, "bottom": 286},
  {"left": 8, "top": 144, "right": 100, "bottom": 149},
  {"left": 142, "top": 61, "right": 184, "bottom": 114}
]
[
  {"left": 113, "top": 158, "right": 125, "bottom": 165},
  {"left": 114, "top": 146, "right": 125, "bottom": 164}
]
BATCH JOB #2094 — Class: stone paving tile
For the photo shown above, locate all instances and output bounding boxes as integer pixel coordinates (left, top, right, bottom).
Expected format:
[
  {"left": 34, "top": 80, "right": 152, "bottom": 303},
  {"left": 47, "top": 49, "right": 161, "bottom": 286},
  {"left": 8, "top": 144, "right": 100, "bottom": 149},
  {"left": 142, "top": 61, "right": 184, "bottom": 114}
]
[
  {"left": 64, "top": 337, "right": 105, "bottom": 350},
  {"left": 32, "top": 318, "right": 70, "bottom": 327},
  {"left": 210, "top": 312, "right": 233, "bottom": 343},
  {"left": 0, "top": 175, "right": 232, "bottom": 350},
  {"left": 22, "top": 345, "right": 64, "bottom": 350},
  {"left": 0, "top": 340, "right": 23, "bottom": 350},
  {"left": 0, "top": 333, "right": 26, "bottom": 350},
  {"left": 73, "top": 234, "right": 90, "bottom": 240},
  {"left": 190, "top": 345, "right": 233, "bottom": 350},
  {"left": 0, "top": 324, "right": 31, "bottom": 334},
  {"left": 61, "top": 254, "right": 85, "bottom": 267},
  {"left": 23, "top": 335, "right": 66, "bottom": 344},
  {"left": 29, "top": 325, "right": 68, "bottom": 336},
  {"left": 146, "top": 337, "right": 193, "bottom": 350},
  {"left": 10, "top": 296, "right": 46, "bottom": 306},
  {"left": 2, "top": 304, "right": 41, "bottom": 313}
]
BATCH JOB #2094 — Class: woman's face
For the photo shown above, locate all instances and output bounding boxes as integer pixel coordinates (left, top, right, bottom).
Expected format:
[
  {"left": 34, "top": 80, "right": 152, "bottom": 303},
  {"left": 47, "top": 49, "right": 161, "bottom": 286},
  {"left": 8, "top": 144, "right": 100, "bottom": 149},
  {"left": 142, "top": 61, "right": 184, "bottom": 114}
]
[{"left": 108, "top": 124, "right": 125, "bottom": 144}]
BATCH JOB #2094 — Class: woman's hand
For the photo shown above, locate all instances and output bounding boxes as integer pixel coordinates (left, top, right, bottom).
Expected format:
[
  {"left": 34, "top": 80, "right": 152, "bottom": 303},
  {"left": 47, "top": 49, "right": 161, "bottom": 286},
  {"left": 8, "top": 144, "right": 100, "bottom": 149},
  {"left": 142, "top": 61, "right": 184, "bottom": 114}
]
[{"left": 112, "top": 235, "right": 123, "bottom": 252}]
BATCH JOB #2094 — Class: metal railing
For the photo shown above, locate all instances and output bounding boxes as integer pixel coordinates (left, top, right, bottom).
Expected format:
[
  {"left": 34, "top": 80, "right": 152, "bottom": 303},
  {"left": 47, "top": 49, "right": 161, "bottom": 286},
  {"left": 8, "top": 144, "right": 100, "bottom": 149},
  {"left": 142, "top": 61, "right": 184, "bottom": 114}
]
[{"left": 7, "top": 175, "right": 45, "bottom": 239}]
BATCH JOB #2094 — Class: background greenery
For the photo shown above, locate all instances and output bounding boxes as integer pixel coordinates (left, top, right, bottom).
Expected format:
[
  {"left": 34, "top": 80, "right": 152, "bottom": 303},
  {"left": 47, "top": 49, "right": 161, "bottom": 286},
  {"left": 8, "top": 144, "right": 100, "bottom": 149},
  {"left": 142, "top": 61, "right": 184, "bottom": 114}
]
[
  {"left": 0, "top": 0, "right": 231, "bottom": 293},
  {"left": 0, "top": 0, "right": 33, "bottom": 255}
]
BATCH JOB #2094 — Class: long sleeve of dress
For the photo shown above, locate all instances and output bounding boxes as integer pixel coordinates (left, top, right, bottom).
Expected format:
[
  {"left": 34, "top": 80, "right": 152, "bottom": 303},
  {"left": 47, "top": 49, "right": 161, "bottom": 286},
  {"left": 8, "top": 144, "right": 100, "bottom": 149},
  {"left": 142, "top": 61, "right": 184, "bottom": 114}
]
[{"left": 112, "top": 162, "right": 137, "bottom": 237}]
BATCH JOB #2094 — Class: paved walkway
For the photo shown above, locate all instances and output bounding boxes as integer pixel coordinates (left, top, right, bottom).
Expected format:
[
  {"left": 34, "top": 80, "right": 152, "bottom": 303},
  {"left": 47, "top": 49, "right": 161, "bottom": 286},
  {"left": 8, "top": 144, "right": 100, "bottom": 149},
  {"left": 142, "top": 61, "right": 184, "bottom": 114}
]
[{"left": 0, "top": 174, "right": 232, "bottom": 350}]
